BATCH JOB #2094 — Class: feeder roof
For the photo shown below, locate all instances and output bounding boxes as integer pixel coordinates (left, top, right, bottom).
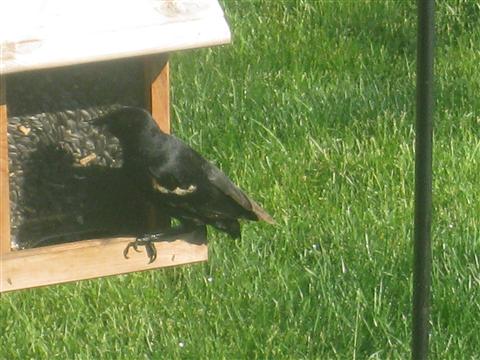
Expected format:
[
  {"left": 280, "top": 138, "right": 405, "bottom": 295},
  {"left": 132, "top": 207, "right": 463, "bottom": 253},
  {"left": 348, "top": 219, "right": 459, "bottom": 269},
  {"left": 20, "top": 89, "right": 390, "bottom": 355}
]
[{"left": 0, "top": 0, "right": 231, "bottom": 75}]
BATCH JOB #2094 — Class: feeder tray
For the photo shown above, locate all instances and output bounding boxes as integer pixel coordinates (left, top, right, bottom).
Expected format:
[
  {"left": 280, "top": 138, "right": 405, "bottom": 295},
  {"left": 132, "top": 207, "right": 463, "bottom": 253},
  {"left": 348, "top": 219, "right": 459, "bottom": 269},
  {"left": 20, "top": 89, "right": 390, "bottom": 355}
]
[{"left": 0, "top": 0, "right": 231, "bottom": 292}]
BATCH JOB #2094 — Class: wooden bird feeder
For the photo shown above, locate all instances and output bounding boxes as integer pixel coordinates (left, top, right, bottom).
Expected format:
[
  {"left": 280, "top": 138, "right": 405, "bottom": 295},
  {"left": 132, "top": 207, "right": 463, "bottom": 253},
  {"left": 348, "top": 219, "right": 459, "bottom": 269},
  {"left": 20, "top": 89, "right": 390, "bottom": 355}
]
[{"left": 0, "top": 0, "right": 231, "bottom": 292}]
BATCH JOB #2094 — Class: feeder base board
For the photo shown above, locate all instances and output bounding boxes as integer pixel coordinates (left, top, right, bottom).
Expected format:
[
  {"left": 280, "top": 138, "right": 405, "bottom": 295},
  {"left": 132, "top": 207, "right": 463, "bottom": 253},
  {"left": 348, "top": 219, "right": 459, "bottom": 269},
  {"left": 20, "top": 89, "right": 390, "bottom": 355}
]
[{"left": 0, "top": 231, "right": 207, "bottom": 293}]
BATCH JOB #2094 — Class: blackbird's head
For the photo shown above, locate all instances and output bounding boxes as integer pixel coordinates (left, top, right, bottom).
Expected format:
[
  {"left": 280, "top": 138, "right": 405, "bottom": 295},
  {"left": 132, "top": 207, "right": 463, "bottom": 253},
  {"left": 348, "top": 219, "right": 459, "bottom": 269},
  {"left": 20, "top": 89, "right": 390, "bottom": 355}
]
[
  {"left": 94, "top": 107, "right": 152, "bottom": 136},
  {"left": 93, "top": 107, "right": 164, "bottom": 151}
]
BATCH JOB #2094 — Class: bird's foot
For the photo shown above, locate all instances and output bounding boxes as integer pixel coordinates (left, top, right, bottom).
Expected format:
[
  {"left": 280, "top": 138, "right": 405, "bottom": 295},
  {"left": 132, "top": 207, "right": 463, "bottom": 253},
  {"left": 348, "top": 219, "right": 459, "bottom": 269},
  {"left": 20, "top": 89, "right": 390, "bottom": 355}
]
[
  {"left": 123, "top": 233, "right": 164, "bottom": 263},
  {"left": 123, "top": 225, "right": 206, "bottom": 263}
]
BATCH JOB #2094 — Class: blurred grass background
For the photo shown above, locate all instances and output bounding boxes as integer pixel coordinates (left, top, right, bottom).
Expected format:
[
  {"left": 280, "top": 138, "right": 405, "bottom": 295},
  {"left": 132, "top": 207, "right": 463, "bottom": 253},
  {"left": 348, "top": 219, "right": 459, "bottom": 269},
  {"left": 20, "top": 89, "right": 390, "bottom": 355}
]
[{"left": 2, "top": 1, "right": 480, "bottom": 358}]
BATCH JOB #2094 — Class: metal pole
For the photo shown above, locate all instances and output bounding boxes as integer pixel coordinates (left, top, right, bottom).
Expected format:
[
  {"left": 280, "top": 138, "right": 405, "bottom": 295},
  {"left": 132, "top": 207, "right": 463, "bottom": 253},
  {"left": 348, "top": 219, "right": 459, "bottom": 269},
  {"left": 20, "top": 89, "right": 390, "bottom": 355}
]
[{"left": 413, "top": 1, "right": 435, "bottom": 359}]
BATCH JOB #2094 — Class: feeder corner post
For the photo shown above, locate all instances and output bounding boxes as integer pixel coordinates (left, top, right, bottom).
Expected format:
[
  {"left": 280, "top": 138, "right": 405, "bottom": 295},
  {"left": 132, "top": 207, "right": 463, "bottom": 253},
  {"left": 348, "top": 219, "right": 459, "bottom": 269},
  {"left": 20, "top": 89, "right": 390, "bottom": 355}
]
[
  {"left": 144, "top": 54, "right": 170, "bottom": 134},
  {"left": 144, "top": 54, "right": 171, "bottom": 229},
  {"left": 0, "top": 75, "right": 11, "bottom": 255}
]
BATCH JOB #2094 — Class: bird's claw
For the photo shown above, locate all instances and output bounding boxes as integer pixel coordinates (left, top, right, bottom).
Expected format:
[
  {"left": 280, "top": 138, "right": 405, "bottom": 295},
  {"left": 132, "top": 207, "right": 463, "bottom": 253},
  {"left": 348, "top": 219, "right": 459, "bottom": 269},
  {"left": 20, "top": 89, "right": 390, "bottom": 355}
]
[{"left": 123, "top": 234, "right": 161, "bottom": 263}]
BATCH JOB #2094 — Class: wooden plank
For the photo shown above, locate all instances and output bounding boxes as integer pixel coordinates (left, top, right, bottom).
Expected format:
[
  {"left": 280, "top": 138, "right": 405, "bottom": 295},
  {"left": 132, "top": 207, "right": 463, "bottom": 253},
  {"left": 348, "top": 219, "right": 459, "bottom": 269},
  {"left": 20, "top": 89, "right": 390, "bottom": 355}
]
[
  {"left": 0, "top": 77, "right": 10, "bottom": 254},
  {"left": 0, "top": 232, "right": 207, "bottom": 292},
  {"left": 145, "top": 54, "right": 170, "bottom": 134},
  {"left": 1, "top": 0, "right": 231, "bottom": 74}
]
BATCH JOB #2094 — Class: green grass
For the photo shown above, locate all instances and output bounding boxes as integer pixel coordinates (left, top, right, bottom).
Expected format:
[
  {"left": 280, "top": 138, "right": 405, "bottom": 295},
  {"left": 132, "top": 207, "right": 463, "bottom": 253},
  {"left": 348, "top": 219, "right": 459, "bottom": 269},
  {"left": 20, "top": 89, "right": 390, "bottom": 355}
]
[{"left": 2, "top": 1, "right": 480, "bottom": 358}]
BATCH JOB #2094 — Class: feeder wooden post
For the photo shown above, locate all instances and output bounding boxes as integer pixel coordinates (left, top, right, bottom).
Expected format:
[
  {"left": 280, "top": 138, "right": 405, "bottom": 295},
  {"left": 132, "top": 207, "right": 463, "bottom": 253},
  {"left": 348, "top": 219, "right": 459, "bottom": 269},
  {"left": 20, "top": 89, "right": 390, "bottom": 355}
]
[
  {"left": 144, "top": 54, "right": 171, "bottom": 229},
  {"left": 0, "top": 76, "right": 10, "bottom": 254},
  {"left": 145, "top": 54, "right": 170, "bottom": 134}
]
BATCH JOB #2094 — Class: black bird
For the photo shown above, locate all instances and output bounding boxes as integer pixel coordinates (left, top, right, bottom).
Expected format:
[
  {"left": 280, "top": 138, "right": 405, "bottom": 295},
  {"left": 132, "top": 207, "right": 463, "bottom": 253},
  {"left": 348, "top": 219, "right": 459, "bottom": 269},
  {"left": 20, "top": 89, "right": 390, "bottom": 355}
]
[{"left": 94, "top": 107, "right": 274, "bottom": 262}]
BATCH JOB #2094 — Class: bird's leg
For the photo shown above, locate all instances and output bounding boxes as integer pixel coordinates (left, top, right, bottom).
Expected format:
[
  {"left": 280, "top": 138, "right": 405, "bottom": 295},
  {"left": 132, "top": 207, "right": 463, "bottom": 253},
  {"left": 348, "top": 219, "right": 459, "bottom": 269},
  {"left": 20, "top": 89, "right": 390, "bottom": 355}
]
[
  {"left": 123, "top": 233, "right": 165, "bottom": 263},
  {"left": 123, "top": 224, "right": 204, "bottom": 263}
]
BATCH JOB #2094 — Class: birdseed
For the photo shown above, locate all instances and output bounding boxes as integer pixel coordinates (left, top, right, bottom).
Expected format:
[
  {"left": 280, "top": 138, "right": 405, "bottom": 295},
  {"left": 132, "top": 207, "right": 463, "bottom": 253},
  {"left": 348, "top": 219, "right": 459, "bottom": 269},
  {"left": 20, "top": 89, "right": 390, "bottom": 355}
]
[{"left": 6, "top": 58, "right": 153, "bottom": 249}]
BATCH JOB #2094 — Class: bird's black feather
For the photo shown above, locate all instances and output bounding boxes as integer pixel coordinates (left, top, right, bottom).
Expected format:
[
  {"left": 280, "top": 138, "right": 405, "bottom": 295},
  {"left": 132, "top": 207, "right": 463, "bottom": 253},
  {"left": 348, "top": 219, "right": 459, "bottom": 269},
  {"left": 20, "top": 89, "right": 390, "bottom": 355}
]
[{"left": 96, "top": 107, "right": 274, "bottom": 239}]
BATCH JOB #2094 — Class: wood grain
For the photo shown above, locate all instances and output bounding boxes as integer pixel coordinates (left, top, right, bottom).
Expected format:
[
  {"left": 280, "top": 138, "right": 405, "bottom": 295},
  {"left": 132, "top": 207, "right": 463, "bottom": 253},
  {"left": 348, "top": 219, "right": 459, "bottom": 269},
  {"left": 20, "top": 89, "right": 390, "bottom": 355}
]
[
  {"left": 0, "top": 77, "right": 10, "bottom": 254},
  {"left": 1, "top": 232, "right": 207, "bottom": 292}
]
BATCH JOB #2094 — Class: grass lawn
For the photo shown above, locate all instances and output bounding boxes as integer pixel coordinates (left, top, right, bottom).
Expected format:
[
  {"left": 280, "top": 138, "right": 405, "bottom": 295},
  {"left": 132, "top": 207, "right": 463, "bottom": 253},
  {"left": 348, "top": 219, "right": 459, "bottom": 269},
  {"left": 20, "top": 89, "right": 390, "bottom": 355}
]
[{"left": 2, "top": 1, "right": 480, "bottom": 358}]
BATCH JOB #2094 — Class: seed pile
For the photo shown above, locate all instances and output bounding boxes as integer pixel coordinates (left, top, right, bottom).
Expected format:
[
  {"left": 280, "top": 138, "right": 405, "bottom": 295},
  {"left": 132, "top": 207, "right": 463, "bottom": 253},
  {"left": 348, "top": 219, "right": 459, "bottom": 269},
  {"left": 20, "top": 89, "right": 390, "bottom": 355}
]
[{"left": 6, "top": 59, "right": 151, "bottom": 249}]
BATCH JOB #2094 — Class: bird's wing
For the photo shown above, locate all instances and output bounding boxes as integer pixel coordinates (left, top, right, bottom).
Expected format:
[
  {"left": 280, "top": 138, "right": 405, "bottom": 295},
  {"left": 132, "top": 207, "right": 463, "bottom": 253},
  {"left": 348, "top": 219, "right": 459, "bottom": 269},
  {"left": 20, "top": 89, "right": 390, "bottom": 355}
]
[
  {"left": 147, "top": 138, "right": 274, "bottom": 224},
  {"left": 203, "top": 161, "right": 275, "bottom": 224},
  {"left": 147, "top": 165, "right": 194, "bottom": 196}
]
